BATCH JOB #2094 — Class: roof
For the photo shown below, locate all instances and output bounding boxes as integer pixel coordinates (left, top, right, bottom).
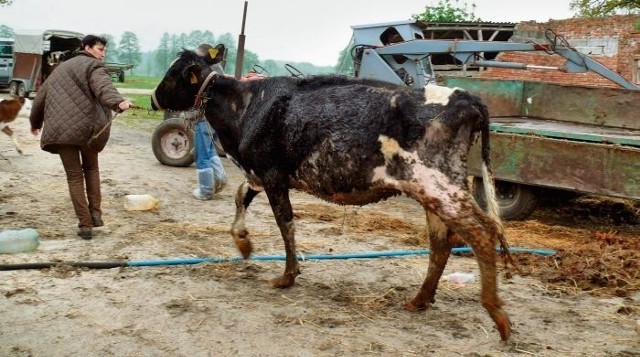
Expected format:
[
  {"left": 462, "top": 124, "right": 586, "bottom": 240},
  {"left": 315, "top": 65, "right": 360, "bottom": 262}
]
[{"left": 13, "top": 29, "right": 84, "bottom": 54}]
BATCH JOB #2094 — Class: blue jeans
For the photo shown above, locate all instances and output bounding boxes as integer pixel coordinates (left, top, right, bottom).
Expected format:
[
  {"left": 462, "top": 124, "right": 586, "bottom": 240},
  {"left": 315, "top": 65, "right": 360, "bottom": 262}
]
[{"left": 194, "top": 119, "right": 227, "bottom": 194}]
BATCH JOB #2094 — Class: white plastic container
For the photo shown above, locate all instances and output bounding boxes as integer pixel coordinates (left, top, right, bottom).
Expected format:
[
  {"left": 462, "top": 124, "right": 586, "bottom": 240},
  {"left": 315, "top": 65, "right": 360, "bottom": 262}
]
[
  {"left": 124, "top": 194, "right": 160, "bottom": 211},
  {"left": 443, "top": 272, "right": 476, "bottom": 285},
  {"left": 0, "top": 228, "right": 40, "bottom": 254}
]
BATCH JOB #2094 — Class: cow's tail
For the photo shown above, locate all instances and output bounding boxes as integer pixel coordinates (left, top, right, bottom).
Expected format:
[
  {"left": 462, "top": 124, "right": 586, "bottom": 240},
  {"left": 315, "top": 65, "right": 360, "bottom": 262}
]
[{"left": 477, "top": 100, "right": 516, "bottom": 269}]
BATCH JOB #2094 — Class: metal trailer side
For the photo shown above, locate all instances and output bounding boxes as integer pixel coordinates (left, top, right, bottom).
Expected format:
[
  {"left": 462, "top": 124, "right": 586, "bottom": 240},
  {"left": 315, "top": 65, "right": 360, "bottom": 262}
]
[{"left": 444, "top": 77, "right": 640, "bottom": 219}]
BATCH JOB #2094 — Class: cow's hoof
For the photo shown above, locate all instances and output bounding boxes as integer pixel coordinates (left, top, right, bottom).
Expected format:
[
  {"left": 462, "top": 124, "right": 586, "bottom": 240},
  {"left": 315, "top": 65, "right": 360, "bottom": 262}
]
[
  {"left": 235, "top": 238, "right": 253, "bottom": 259},
  {"left": 492, "top": 310, "right": 511, "bottom": 341},
  {"left": 268, "top": 275, "right": 295, "bottom": 289},
  {"left": 404, "top": 298, "right": 429, "bottom": 311}
]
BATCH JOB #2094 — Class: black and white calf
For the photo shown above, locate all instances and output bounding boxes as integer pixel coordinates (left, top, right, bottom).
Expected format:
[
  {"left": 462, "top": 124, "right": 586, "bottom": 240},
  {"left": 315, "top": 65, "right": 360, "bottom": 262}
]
[{"left": 152, "top": 50, "right": 513, "bottom": 340}]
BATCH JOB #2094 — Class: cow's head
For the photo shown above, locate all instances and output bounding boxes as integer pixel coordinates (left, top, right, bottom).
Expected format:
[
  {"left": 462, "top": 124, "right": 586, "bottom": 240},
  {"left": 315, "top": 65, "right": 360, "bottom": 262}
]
[{"left": 151, "top": 50, "right": 213, "bottom": 112}]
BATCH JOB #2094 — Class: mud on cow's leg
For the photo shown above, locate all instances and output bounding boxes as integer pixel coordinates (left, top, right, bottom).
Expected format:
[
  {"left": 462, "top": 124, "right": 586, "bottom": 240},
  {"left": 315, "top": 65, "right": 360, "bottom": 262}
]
[
  {"left": 264, "top": 182, "right": 300, "bottom": 289},
  {"left": 405, "top": 212, "right": 456, "bottom": 311},
  {"left": 457, "top": 210, "right": 512, "bottom": 341},
  {"left": 231, "top": 182, "right": 261, "bottom": 259}
]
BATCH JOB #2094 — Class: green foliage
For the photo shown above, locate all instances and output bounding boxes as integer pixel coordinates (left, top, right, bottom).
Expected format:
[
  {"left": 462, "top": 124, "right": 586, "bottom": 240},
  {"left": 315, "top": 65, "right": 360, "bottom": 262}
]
[
  {"left": 570, "top": 0, "right": 639, "bottom": 17},
  {"left": 0, "top": 0, "right": 13, "bottom": 6},
  {"left": 413, "top": 0, "right": 480, "bottom": 22},
  {"left": 118, "top": 31, "right": 142, "bottom": 68}
]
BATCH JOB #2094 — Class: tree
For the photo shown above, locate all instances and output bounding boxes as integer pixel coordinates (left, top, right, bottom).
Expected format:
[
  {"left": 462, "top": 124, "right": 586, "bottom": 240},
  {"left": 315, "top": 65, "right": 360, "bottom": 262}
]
[
  {"left": 570, "top": 0, "right": 639, "bottom": 17},
  {"left": 412, "top": 0, "right": 480, "bottom": 22},
  {"left": 117, "top": 31, "right": 142, "bottom": 68},
  {"left": 155, "top": 33, "right": 172, "bottom": 73},
  {"left": 0, "top": 0, "right": 13, "bottom": 6}
]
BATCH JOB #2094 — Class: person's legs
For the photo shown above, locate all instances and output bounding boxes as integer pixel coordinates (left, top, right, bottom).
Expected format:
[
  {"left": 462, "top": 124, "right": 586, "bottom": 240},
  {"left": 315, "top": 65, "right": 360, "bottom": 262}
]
[
  {"left": 209, "top": 129, "right": 227, "bottom": 194},
  {"left": 193, "top": 120, "right": 214, "bottom": 200},
  {"left": 81, "top": 146, "right": 103, "bottom": 226},
  {"left": 58, "top": 146, "right": 93, "bottom": 237}
]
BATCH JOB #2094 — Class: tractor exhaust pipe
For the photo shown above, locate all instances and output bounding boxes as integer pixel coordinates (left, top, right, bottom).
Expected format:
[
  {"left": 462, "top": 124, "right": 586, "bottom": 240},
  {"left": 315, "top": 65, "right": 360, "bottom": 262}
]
[{"left": 235, "top": 0, "right": 248, "bottom": 79}]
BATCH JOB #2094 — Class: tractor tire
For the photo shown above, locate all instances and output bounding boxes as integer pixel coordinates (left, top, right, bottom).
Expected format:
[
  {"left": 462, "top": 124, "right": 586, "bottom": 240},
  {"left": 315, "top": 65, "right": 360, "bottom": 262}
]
[
  {"left": 151, "top": 117, "right": 194, "bottom": 167},
  {"left": 473, "top": 179, "right": 539, "bottom": 221}
]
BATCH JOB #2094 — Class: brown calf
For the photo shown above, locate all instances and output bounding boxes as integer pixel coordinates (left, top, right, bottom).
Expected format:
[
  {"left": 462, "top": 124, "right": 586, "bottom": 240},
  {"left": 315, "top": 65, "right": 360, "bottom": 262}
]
[{"left": 0, "top": 96, "right": 26, "bottom": 155}]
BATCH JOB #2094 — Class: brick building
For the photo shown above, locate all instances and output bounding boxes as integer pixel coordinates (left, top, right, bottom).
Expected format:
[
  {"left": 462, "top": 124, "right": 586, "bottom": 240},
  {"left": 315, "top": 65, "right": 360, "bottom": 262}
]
[{"left": 479, "top": 15, "right": 640, "bottom": 88}]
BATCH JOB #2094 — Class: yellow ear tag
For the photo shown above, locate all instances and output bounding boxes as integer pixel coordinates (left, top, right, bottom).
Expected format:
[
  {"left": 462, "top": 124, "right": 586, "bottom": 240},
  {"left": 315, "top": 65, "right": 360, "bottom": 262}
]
[
  {"left": 208, "top": 48, "right": 219, "bottom": 59},
  {"left": 190, "top": 73, "right": 198, "bottom": 84}
]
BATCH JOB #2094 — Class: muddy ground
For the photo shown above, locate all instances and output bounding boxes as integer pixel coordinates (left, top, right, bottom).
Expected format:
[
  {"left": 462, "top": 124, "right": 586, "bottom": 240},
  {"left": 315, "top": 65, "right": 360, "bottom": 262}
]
[{"left": 0, "top": 93, "right": 638, "bottom": 356}]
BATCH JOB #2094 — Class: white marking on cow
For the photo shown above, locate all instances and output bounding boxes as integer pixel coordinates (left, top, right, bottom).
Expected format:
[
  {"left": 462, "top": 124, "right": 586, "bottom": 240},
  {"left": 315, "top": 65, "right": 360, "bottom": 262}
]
[
  {"left": 378, "top": 135, "right": 401, "bottom": 160},
  {"left": 390, "top": 94, "right": 399, "bottom": 108},
  {"left": 374, "top": 134, "right": 463, "bottom": 217},
  {"left": 424, "top": 85, "right": 460, "bottom": 106}
]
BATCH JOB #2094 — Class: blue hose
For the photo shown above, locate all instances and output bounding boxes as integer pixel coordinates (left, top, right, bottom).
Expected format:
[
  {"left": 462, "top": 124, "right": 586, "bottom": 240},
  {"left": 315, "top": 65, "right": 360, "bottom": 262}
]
[
  {"left": 0, "top": 247, "right": 555, "bottom": 271},
  {"left": 127, "top": 247, "right": 555, "bottom": 267}
]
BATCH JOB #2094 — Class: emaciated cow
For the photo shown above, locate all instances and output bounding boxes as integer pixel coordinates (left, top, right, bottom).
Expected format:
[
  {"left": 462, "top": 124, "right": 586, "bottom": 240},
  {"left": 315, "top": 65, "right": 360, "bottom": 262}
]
[
  {"left": 151, "top": 50, "right": 514, "bottom": 340},
  {"left": 0, "top": 95, "right": 26, "bottom": 155}
]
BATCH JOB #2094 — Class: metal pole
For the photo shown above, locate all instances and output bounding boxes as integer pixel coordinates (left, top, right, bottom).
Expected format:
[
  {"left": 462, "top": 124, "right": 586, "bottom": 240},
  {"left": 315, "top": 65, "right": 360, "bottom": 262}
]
[{"left": 235, "top": 1, "right": 248, "bottom": 79}]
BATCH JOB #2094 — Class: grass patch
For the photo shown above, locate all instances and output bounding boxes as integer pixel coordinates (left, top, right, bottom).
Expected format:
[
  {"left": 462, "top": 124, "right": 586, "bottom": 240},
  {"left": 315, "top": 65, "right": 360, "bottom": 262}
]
[{"left": 114, "top": 75, "right": 162, "bottom": 90}]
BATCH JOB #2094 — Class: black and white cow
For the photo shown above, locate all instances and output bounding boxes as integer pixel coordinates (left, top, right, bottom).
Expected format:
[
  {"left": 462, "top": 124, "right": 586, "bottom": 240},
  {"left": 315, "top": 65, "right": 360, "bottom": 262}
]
[{"left": 151, "top": 50, "right": 513, "bottom": 340}]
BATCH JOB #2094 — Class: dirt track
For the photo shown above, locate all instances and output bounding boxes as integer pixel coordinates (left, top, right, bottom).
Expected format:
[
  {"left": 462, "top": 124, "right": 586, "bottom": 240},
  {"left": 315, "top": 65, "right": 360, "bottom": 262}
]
[{"left": 0, "top": 94, "right": 639, "bottom": 356}]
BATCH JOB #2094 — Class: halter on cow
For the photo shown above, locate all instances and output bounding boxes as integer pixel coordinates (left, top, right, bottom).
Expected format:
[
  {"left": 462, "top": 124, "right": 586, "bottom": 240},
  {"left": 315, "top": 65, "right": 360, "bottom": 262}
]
[{"left": 152, "top": 50, "right": 514, "bottom": 340}]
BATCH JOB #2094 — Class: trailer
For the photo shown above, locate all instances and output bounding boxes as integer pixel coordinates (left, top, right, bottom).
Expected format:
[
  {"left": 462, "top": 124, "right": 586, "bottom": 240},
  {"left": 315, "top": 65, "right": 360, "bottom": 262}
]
[
  {"left": 8, "top": 29, "right": 84, "bottom": 97},
  {"left": 105, "top": 62, "right": 134, "bottom": 83},
  {"left": 349, "top": 20, "right": 639, "bottom": 219}
]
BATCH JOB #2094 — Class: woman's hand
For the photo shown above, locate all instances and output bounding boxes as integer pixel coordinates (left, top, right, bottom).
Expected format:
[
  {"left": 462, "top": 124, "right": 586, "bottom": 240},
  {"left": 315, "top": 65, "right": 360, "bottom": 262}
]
[{"left": 118, "top": 101, "right": 133, "bottom": 112}]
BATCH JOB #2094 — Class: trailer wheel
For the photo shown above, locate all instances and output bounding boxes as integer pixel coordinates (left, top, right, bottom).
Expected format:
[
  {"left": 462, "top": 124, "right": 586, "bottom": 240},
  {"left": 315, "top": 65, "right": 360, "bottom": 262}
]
[
  {"left": 117, "top": 70, "right": 125, "bottom": 83},
  {"left": 9, "top": 81, "right": 18, "bottom": 96},
  {"left": 473, "top": 179, "right": 539, "bottom": 221},
  {"left": 17, "top": 83, "right": 27, "bottom": 98},
  {"left": 151, "top": 117, "right": 194, "bottom": 167}
]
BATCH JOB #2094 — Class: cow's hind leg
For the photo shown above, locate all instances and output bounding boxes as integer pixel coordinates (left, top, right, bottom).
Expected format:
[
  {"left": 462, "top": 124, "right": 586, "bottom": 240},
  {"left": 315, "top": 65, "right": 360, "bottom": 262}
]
[
  {"left": 405, "top": 212, "right": 456, "bottom": 310},
  {"left": 231, "top": 181, "right": 261, "bottom": 258},
  {"left": 1, "top": 126, "right": 22, "bottom": 155},
  {"left": 454, "top": 208, "right": 511, "bottom": 340}
]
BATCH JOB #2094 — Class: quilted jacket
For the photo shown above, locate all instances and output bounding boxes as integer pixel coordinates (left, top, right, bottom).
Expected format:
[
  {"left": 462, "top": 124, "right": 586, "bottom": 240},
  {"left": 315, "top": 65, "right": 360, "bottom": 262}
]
[{"left": 30, "top": 51, "right": 125, "bottom": 153}]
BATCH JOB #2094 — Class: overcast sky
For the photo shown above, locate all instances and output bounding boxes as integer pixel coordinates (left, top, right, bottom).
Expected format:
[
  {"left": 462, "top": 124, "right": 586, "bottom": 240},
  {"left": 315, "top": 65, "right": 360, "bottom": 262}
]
[{"left": 0, "top": 0, "right": 575, "bottom": 66}]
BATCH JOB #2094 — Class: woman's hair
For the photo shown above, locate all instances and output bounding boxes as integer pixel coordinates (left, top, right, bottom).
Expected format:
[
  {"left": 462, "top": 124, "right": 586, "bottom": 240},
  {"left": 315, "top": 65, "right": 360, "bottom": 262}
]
[{"left": 82, "top": 35, "right": 108, "bottom": 48}]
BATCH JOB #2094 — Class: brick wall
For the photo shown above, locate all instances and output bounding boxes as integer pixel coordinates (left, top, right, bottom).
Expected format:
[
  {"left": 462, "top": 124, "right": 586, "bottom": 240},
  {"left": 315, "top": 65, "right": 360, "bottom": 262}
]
[{"left": 479, "top": 15, "right": 640, "bottom": 88}]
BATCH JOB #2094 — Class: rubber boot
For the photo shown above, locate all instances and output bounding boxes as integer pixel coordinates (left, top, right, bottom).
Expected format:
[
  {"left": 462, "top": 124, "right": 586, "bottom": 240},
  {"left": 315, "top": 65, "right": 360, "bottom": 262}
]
[
  {"left": 193, "top": 168, "right": 214, "bottom": 200},
  {"left": 211, "top": 155, "right": 228, "bottom": 194}
]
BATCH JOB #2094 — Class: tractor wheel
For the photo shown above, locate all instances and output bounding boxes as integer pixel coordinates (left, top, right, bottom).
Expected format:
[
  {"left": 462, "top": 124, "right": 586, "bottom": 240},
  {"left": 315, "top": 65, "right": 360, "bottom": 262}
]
[
  {"left": 151, "top": 117, "right": 194, "bottom": 167},
  {"left": 473, "top": 179, "right": 539, "bottom": 221}
]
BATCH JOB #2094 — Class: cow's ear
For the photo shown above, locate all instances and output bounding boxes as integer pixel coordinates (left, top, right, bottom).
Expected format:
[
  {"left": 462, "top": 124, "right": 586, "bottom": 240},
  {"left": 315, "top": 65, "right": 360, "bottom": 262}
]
[
  {"left": 182, "top": 64, "right": 202, "bottom": 84},
  {"left": 211, "top": 44, "right": 225, "bottom": 64}
]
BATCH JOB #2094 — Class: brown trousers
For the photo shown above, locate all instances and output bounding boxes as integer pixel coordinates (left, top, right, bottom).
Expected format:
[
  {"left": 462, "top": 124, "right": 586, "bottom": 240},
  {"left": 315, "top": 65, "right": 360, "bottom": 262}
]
[{"left": 58, "top": 145, "right": 101, "bottom": 228}]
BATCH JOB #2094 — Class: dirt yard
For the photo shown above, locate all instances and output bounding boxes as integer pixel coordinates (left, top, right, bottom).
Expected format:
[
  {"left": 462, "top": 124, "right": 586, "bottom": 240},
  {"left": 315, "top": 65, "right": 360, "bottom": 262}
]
[{"left": 0, "top": 92, "right": 639, "bottom": 356}]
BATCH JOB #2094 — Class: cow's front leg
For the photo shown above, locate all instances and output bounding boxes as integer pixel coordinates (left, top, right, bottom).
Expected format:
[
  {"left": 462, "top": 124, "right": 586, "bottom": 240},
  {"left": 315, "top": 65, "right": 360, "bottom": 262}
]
[
  {"left": 231, "top": 181, "right": 261, "bottom": 259},
  {"left": 405, "top": 211, "right": 456, "bottom": 310},
  {"left": 264, "top": 185, "right": 299, "bottom": 289}
]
